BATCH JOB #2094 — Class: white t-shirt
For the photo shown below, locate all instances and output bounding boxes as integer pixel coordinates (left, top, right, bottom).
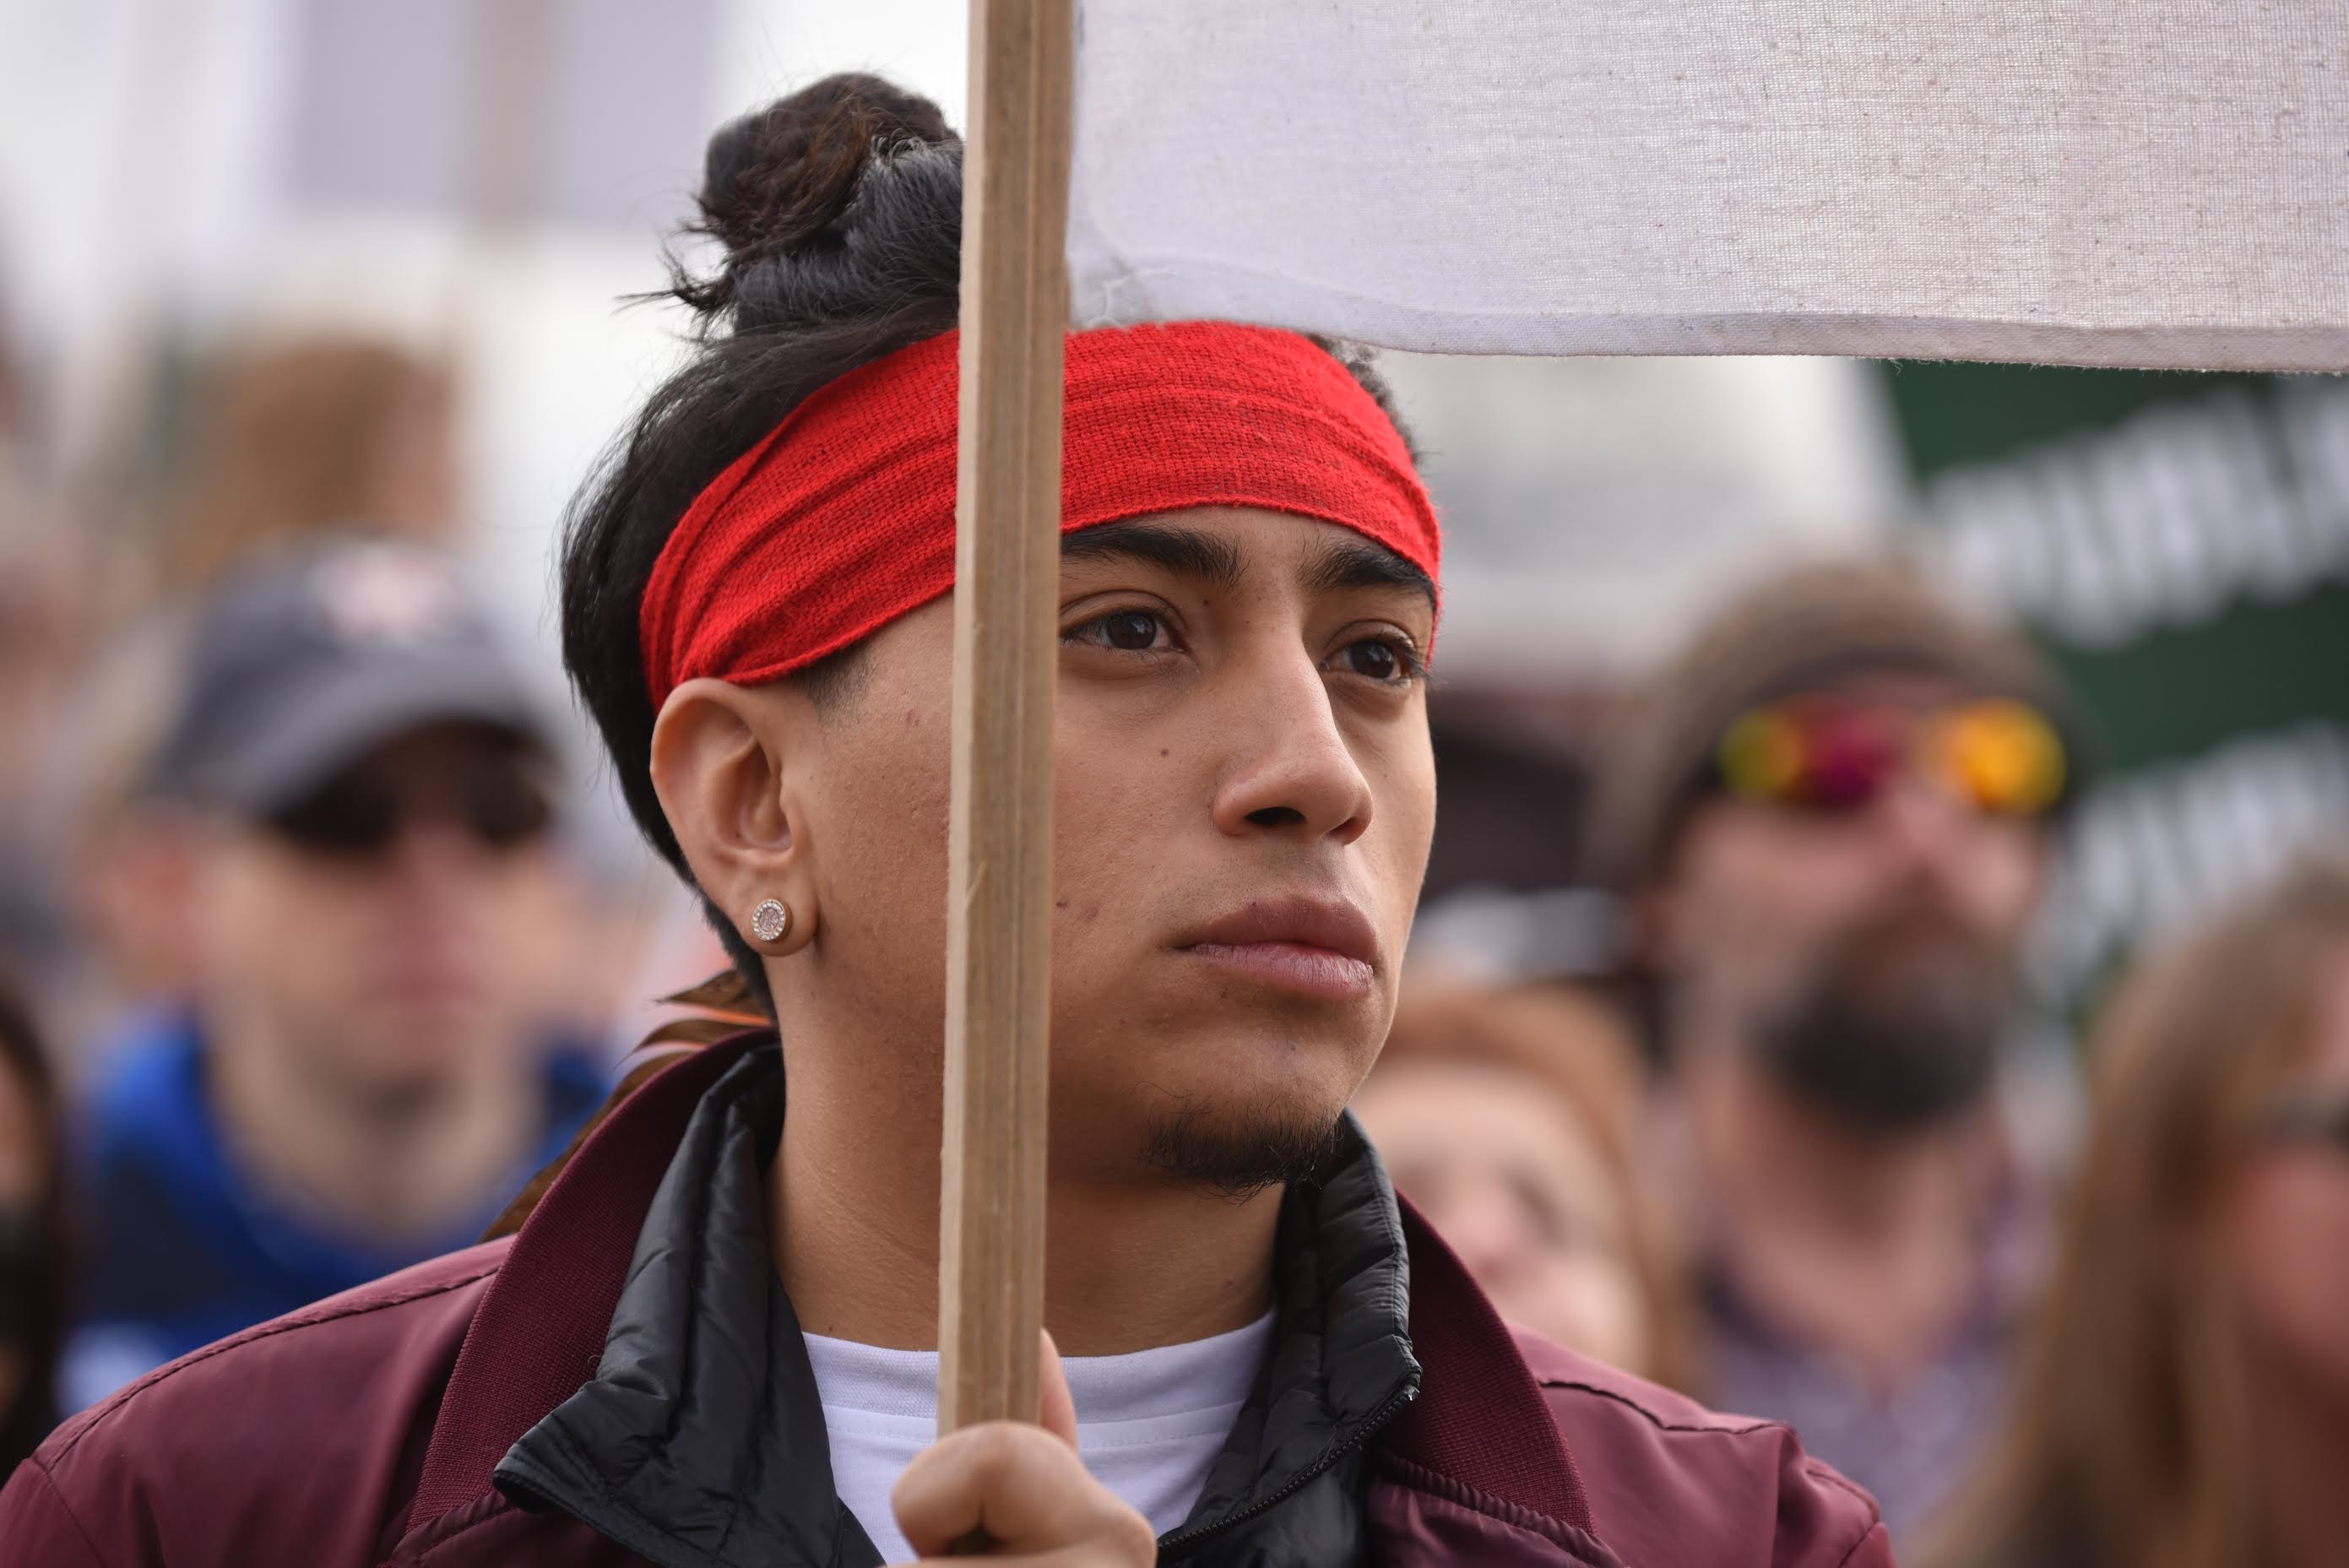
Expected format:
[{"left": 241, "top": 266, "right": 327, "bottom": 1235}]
[{"left": 802, "top": 1312, "right": 1276, "bottom": 1565}]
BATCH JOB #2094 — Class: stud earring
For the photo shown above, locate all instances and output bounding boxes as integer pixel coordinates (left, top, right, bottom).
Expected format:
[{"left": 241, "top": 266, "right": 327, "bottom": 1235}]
[{"left": 749, "top": 898, "right": 793, "bottom": 945}]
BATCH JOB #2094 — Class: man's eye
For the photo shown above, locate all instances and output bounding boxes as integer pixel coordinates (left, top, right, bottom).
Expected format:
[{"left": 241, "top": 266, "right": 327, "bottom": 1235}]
[
  {"left": 1068, "top": 610, "right": 1169, "bottom": 652},
  {"left": 1333, "top": 637, "right": 1421, "bottom": 683}
]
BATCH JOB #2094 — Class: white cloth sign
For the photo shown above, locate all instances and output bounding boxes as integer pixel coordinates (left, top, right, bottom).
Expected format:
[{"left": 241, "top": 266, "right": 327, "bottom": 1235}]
[{"left": 1067, "top": 2, "right": 2348, "bottom": 370}]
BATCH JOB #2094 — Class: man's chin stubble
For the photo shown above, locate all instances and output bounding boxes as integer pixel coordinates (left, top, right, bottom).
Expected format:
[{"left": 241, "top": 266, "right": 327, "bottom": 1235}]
[{"left": 1139, "top": 1098, "right": 1348, "bottom": 1202}]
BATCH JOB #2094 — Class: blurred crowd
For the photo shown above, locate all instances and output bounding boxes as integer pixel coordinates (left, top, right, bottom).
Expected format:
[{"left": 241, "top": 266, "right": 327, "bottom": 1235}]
[
  {"left": 0, "top": 328, "right": 712, "bottom": 1455},
  {"left": 1359, "top": 562, "right": 2349, "bottom": 1566},
  {"left": 0, "top": 318, "right": 2344, "bottom": 1568}
]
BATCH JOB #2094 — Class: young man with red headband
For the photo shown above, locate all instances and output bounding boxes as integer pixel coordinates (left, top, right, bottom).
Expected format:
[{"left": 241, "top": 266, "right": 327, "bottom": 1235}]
[
  {"left": 1593, "top": 562, "right": 2081, "bottom": 1542},
  {"left": 0, "top": 79, "right": 1891, "bottom": 1566}
]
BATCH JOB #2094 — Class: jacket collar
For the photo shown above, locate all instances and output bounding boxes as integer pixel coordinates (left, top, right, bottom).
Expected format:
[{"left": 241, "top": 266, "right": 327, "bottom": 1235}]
[
  {"left": 492, "top": 1046, "right": 856, "bottom": 1565},
  {"left": 1381, "top": 1206, "right": 1594, "bottom": 1535},
  {"left": 409, "top": 1033, "right": 1592, "bottom": 1551},
  {"left": 496, "top": 1044, "right": 1426, "bottom": 1566},
  {"left": 408, "top": 1033, "right": 751, "bottom": 1530}
]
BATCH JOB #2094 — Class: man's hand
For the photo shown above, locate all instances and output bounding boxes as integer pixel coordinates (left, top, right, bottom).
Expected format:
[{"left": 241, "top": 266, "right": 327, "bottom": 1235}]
[{"left": 889, "top": 1332, "right": 1157, "bottom": 1565}]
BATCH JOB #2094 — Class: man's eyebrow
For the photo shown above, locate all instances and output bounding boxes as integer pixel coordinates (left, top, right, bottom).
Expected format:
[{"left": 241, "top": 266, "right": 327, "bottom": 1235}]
[
  {"left": 1301, "top": 534, "right": 1436, "bottom": 610},
  {"left": 1059, "top": 520, "right": 1245, "bottom": 594}
]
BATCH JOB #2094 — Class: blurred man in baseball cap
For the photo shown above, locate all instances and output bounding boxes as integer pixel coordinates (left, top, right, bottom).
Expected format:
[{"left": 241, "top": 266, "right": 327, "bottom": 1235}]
[
  {"left": 1595, "top": 561, "right": 2086, "bottom": 1539},
  {"left": 62, "top": 537, "right": 604, "bottom": 1405}
]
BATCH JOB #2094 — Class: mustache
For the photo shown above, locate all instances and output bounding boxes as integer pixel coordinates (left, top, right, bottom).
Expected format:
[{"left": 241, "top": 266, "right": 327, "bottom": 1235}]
[
  {"left": 1768, "top": 876, "right": 2026, "bottom": 1047},
  {"left": 1816, "top": 906, "right": 2014, "bottom": 996},
  {"left": 1830, "top": 873, "right": 2010, "bottom": 954}
]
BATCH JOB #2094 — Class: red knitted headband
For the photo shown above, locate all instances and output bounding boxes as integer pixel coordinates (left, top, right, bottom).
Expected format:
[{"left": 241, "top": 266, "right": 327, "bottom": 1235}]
[{"left": 638, "top": 322, "right": 1440, "bottom": 705}]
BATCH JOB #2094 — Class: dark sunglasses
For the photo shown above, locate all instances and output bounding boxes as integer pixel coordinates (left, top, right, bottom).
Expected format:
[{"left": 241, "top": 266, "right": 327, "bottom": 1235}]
[
  {"left": 266, "top": 755, "right": 553, "bottom": 857},
  {"left": 1711, "top": 697, "right": 2067, "bottom": 818},
  {"left": 2263, "top": 1096, "right": 2349, "bottom": 1154}
]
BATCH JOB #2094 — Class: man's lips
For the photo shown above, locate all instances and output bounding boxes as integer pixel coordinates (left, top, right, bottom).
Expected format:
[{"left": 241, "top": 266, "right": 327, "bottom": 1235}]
[{"left": 1173, "top": 898, "right": 1381, "bottom": 1000}]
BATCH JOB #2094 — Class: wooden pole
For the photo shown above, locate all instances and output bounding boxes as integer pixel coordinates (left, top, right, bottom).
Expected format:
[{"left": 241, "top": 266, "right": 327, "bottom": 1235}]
[{"left": 938, "top": 0, "right": 1074, "bottom": 1435}]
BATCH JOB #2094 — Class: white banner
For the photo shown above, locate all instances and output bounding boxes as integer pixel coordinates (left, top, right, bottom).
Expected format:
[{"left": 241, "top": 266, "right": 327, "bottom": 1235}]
[{"left": 1067, "top": 2, "right": 2349, "bottom": 370}]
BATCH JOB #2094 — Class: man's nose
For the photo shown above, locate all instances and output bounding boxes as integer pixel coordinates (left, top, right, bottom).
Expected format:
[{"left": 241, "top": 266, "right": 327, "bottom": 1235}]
[
  {"left": 1207, "top": 650, "right": 1375, "bottom": 845},
  {"left": 384, "top": 812, "right": 497, "bottom": 884},
  {"left": 1874, "top": 771, "right": 1980, "bottom": 873}
]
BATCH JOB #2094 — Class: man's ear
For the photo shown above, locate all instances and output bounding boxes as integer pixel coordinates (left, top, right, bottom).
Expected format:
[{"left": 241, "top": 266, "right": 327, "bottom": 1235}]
[{"left": 648, "top": 677, "right": 817, "bottom": 953}]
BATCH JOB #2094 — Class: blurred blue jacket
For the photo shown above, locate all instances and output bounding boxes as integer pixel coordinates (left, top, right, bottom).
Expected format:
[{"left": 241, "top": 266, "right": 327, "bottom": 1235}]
[{"left": 58, "top": 1006, "right": 605, "bottom": 1409}]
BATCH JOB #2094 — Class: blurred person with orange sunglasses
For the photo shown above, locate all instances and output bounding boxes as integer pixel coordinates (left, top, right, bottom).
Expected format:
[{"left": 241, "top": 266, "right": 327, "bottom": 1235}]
[
  {"left": 1352, "top": 981, "right": 1690, "bottom": 1387},
  {"left": 1929, "top": 849, "right": 2349, "bottom": 1568},
  {"left": 1595, "top": 562, "right": 2084, "bottom": 1538}
]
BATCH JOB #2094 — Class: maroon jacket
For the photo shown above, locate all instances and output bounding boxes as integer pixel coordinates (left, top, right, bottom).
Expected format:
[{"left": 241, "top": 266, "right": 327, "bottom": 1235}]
[{"left": 1, "top": 1040, "right": 1892, "bottom": 1566}]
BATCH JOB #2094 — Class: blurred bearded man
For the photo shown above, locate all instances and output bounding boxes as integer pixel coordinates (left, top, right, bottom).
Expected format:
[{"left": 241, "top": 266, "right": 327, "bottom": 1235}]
[{"left": 1597, "top": 562, "right": 2081, "bottom": 1540}]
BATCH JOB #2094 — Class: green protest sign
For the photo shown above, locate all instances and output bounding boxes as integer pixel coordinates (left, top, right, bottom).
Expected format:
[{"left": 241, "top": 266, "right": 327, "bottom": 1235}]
[{"left": 1885, "top": 366, "right": 2349, "bottom": 1013}]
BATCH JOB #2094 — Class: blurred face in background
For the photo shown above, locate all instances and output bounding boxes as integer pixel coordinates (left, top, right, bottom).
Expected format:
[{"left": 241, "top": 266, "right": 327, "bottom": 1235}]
[
  {"left": 1937, "top": 862, "right": 2349, "bottom": 1567},
  {"left": 1354, "top": 1056, "right": 1653, "bottom": 1374},
  {"left": 2225, "top": 941, "right": 2349, "bottom": 1400},
  {"left": 187, "top": 724, "right": 565, "bottom": 1104},
  {"left": 1652, "top": 674, "right": 2053, "bottom": 1128}
]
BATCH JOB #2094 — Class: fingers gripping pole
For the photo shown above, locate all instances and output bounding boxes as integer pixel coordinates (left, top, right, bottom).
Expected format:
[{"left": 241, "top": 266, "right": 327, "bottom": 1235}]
[{"left": 938, "top": 0, "right": 1073, "bottom": 1435}]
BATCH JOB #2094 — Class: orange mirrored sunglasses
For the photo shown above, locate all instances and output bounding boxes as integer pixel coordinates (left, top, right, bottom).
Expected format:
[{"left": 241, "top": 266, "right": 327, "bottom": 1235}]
[{"left": 1714, "top": 697, "right": 2067, "bottom": 817}]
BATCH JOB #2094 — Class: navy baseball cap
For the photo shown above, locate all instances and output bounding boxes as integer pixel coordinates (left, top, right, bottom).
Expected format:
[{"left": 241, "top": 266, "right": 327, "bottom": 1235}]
[{"left": 148, "top": 537, "right": 551, "bottom": 816}]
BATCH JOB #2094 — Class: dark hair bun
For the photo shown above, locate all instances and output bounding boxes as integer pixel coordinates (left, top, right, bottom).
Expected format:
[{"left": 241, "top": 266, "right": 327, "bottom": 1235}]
[
  {"left": 678, "top": 73, "right": 962, "bottom": 331},
  {"left": 565, "top": 68, "right": 1415, "bottom": 1020}
]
